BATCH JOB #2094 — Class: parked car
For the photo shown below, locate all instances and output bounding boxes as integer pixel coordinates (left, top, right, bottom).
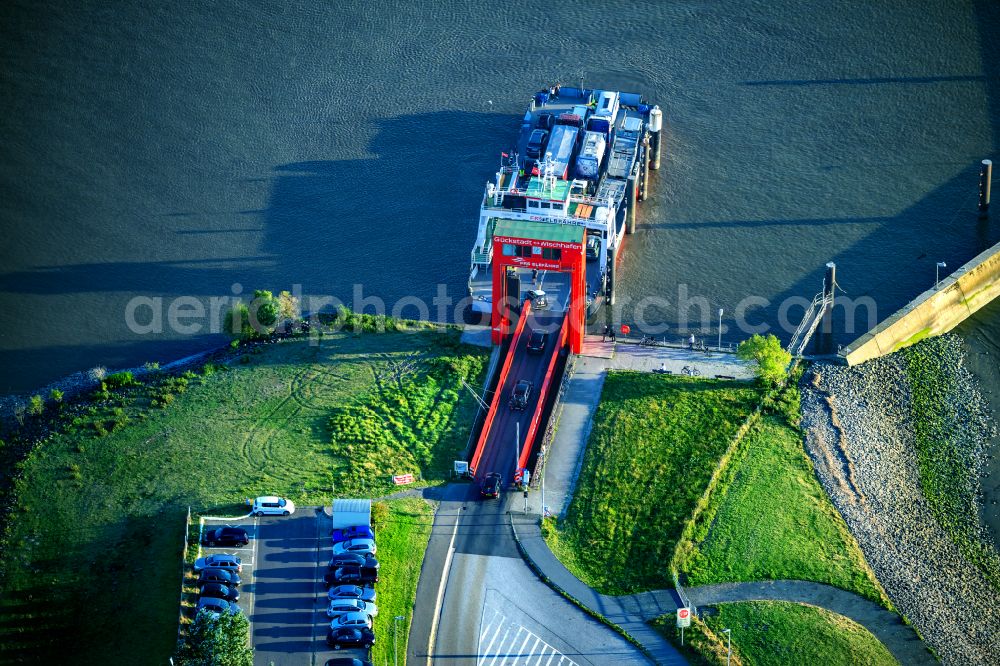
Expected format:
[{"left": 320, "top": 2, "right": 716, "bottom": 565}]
[
  {"left": 196, "top": 597, "right": 236, "bottom": 618},
  {"left": 330, "top": 611, "right": 373, "bottom": 631},
  {"left": 198, "top": 568, "right": 241, "bottom": 587},
  {"left": 331, "top": 525, "right": 375, "bottom": 544},
  {"left": 250, "top": 496, "right": 295, "bottom": 516},
  {"left": 326, "top": 565, "right": 379, "bottom": 586},
  {"left": 325, "top": 659, "right": 373, "bottom": 666},
  {"left": 329, "top": 552, "right": 379, "bottom": 569},
  {"left": 199, "top": 583, "right": 240, "bottom": 602},
  {"left": 586, "top": 235, "right": 600, "bottom": 260},
  {"left": 201, "top": 527, "right": 249, "bottom": 548},
  {"left": 526, "top": 330, "right": 548, "bottom": 354},
  {"left": 327, "top": 584, "right": 376, "bottom": 603},
  {"left": 509, "top": 380, "right": 532, "bottom": 411},
  {"left": 525, "top": 129, "right": 549, "bottom": 158},
  {"left": 327, "top": 627, "right": 375, "bottom": 650},
  {"left": 326, "top": 597, "right": 378, "bottom": 619},
  {"left": 193, "top": 553, "right": 242, "bottom": 573},
  {"left": 526, "top": 289, "right": 548, "bottom": 309},
  {"left": 332, "top": 538, "right": 376, "bottom": 557},
  {"left": 481, "top": 473, "right": 502, "bottom": 499}
]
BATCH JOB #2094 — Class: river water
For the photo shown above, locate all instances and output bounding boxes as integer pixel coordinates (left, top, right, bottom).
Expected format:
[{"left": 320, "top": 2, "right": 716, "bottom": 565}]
[{"left": 1, "top": 0, "right": 998, "bottom": 394}]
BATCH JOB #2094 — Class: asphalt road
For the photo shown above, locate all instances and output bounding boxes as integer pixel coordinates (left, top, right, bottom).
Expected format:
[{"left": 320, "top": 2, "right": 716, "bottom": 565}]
[{"left": 423, "top": 487, "right": 648, "bottom": 666}]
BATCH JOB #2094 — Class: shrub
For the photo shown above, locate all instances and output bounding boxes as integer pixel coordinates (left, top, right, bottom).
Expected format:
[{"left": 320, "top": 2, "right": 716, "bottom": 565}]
[
  {"left": 105, "top": 371, "right": 137, "bottom": 389},
  {"left": 28, "top": 395, "right": 44, "bottom": 415},
  {"left": 159, "top": 393, "right": 175, "bottom": 409},
  {"left": 277, "top": 290, "right": 300, "bottom": 322},
  {"left": 143, "top": 361, "right": 160, "bottom": 372},
  {"left": 88, "top": 366, "right": 107, "bottom": 382},
  {"left": 49, "top": 388, "right": 64, "bottom": 403},
  {"left": 174, "top": 609, "right": 253, "bottom": 666},
  {"left": 371, "top": 501, "right": 390, "bottom": 526}
]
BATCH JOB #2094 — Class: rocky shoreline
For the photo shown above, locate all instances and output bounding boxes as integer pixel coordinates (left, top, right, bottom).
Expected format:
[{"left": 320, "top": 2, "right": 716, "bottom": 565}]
[{"left": 801, "top": 337, "right": 1000, "bottom": 665}]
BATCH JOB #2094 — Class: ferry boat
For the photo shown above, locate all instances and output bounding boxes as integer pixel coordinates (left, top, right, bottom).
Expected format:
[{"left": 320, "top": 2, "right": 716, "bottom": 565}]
[{"left": 467, "top": 85, "right": 663, "bottom": 317}]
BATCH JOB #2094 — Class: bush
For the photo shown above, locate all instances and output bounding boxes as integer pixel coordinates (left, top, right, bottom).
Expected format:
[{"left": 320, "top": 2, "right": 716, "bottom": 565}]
[
  {"left": 88, "top": 366, "right": 107, "bottom": 382},
  {"left": 371, "top": 501, "right": 390, "bottom": 526},
  {"left": 174, "top": 609, "right": 253, "bottom": 666},
  {"left": 143, "top": 361, "right": 160, "bottom": 372},
  {"left": 28, "top": 395, "right": 44, "bottom": 416},
  {"left": 105, "top": 371, "right": 137, "bottom": 389},
  {"left": 49, "top": 388, "right": 64, "bottom": 403}
]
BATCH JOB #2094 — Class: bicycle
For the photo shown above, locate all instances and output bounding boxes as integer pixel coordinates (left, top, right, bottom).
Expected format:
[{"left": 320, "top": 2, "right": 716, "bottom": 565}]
[
  {"left": 639, "top": 335, "right": 658, "bottom": 346},
  {"left": 681, "top": 365, "right": 701, "bottom": 377}
]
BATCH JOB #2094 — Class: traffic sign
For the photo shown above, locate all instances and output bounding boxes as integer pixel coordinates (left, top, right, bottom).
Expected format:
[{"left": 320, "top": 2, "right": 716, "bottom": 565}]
[{"left": 676, "top": 607, "right": 691, "bottom": 628}]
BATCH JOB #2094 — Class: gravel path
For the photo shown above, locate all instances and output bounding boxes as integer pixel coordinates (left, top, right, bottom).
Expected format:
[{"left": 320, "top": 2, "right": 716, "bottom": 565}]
[{"left": 801, "top": 353, "right": 1000, "bottom": 665}]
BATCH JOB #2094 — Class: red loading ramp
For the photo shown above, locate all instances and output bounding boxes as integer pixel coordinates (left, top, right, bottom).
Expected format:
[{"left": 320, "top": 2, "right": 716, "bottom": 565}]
[{"left": 471, "top": 308, "right": 566, "bottom": 487}]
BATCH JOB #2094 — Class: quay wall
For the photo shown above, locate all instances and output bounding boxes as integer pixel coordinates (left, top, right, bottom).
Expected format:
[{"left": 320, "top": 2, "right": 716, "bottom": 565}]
[{"left": 842, "top": 240, "right": 1000, "bottom": 366}]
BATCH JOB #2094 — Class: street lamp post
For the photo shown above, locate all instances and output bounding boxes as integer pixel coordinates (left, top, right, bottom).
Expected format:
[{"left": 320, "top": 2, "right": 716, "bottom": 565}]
[
  {"left": 936, "top": 261, "right": 947, "bottom": 287},
  {"left": 717, "top": 308, "right": 724, "bottom": 351},
  {"left": 394, "top": 615, "right": 405, "bottom": 666},
  {"left": 540, "top": 446, "right": 546, "bottom": 517},
  {"left": 723, "top": 628, "right": 731, "bottom": 666}
]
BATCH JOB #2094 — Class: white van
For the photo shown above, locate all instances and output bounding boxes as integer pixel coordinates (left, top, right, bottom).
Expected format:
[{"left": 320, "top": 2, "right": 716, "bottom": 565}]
[{"left": 250, "top": 496, "right": 296, "bottom": 516}]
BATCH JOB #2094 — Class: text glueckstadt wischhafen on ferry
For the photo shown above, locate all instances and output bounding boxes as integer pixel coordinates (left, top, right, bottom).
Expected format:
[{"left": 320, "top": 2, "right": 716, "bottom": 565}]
[{"left": 468, "top": 86, "right": 663, "bottom": 317}]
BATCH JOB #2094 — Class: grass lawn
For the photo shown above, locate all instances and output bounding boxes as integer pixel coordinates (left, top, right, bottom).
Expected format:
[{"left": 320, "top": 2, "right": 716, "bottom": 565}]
[
  {"left": 544, "top": 372, "right": 760, "bottom": 595},
  {"left": 370, "top": 497, "right": 434, "bottom": 666},
  {"left": 652, "top": 601, "right": 899, "bottom": 666},
  {"left": 675, "top": 416, "right": 887, "bottom": 605},
  {"left": 0, "top": 329, "right": 485, "bottom": 665}
]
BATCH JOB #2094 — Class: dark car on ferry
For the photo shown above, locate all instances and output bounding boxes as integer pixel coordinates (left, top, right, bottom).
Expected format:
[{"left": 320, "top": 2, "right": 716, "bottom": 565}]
[
  {"left": 535, "top": 112, "right": 555, "bottom": 131},
  {"left": 481, "top": 473, "right": 502, "bottom": 499},
  {"left": 526, "top": 330, "right": 548, "bottom": 354},
  {"left": 201, "top": 527, "right": 249, "bottom": 548},
  {"left": 509, "top": 380, "right": 532, "bottom": 411},
  {"left": 525, "top": 129, "right": 549, "bottom": 158}
]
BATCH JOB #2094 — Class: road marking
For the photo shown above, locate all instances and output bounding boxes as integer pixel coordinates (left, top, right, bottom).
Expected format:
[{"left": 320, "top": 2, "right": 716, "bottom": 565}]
[
  {"left": 426, "top": 511, "right": 461, "bottom": 666},
  {"left": 477, "top": 612, "right": 578, "bottom": 666}
]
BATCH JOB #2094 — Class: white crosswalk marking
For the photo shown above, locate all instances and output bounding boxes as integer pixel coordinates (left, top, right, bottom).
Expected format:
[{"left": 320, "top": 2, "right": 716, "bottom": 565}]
[{"left": 477, "top": 610, "right": 579, "bottom": 666}]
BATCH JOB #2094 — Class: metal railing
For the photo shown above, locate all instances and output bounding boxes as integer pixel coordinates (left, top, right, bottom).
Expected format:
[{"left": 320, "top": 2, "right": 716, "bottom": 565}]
[{"left": 788, "top": 291, "right": 833, "bottom": 356}]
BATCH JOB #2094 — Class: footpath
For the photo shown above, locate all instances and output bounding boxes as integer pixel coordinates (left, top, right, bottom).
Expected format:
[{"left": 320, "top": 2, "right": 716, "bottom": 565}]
[{"left": 508, "top": 338, "right": 931, "bottom": 665}]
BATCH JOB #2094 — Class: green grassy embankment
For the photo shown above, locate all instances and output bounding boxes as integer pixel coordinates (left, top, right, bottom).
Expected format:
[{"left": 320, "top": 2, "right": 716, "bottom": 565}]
[
  {"left": 370, "top": 497, "right": 434, "bottom": 666},
  {"left": 0, "top": 328, "right": 486, "bottom": 665},
  {"left": 652, "top": 601, "right": 899, "bottom": 666},
  {"left": 674, "top": 416, "right": 887, "bottom": 605},
  {"left": 543, "top": 372, "right": 760, "bottom": 595},
  {"left": 901, "top": 335, "right": 1000, "bottom": 589}
]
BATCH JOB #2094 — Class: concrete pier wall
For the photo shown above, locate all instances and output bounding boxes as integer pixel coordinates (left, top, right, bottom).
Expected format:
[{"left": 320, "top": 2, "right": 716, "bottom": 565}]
[{"left": 841, "top": 240, "right": 1000, "bottom": 366}]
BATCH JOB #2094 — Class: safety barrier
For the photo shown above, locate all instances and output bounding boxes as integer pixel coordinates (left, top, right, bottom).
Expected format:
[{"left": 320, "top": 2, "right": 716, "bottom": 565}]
[
  {"left": 518, "top": 313, "right": 570, "bottom": 470},
  {"left": 469, "top": 300, "right": 533, "bottom": 475}
]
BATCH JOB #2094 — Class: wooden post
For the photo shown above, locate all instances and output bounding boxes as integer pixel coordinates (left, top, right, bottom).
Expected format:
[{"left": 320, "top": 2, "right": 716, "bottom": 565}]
[{"left": 980, "top": 159, "right": 992, "bottom": 219}]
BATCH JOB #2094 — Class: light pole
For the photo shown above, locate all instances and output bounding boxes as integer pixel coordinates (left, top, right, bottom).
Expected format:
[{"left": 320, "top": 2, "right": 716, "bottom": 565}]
[
  {"left": 717, "top": 308, "right": 724, "bottom": 351},
  {"left": 540, "top": 446, "right": 546, "bottom": 517},
  {"left": 394, "top": 615, "right": 405, "bottom": 666},
  {"left": 936, "top": 261, "right": 947, "bottom": 287},
  {"left": 723, "top": 628, "right": 731, "bottom": 666},
  {"left": 515, "top": 421, "right": 521, "bottom": 480}
]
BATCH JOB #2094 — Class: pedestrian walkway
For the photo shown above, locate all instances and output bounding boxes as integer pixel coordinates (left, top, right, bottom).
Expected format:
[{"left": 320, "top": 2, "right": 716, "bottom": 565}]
[
  {"left": 612, "top": 342, "right": 755, "bottom": 379},
  {"left": 511, "top": 513, "right": 931, "bottom": 665},
  {"left": 510, "top": 514, "right": 687, "bottom": 666}
]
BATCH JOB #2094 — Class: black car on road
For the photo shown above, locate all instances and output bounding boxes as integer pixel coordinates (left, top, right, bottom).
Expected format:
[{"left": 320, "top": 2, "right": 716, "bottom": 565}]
[
  {"left": 481, "top": 473, "right": 502, "bottom": 499},
  {"left": 510, "top": 380, "right": 532, "bottom": 411},
  {"left": 327, "top": 627, "right": 376, "bottom": 650},
  {"left": 326, "top": 565, "right": 379, "bottom": 586},
  {"left": 526, "top": 330, "right": 548, "bottom": 354},
  {"left": 201, "top": 527, "right": 249, "bottom": 548}
]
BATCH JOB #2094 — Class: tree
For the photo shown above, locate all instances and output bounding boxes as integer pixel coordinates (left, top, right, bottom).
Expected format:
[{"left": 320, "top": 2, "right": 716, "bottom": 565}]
[
  {"left": 28, "top": 395, "right": 44, "bottom": 415},
  {"left": 223, "top": 302, "right": 254, "bottom": 341},
  {"left": 276, "top": 290, "right": 300, "bottom": 323},
  {"left": 737, "top": 334, "right": 791, "bottom": 387},
  {"left": 249, "top": 290, "right": 279, "bottom": 330},
  {"left": 175, "top": 609, "right": 254, "bottom": 666}
]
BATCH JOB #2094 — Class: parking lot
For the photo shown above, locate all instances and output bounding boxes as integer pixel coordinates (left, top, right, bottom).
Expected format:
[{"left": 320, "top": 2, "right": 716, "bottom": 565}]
[{"left": 198, "top": 507, "right": 374, "bottom": 665}]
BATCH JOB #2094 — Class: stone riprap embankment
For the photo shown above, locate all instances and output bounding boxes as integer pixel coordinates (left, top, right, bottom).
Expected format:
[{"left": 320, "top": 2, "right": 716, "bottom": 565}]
[{"left": 801, "top": 348, "right": 1000, "bottom": 665}]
